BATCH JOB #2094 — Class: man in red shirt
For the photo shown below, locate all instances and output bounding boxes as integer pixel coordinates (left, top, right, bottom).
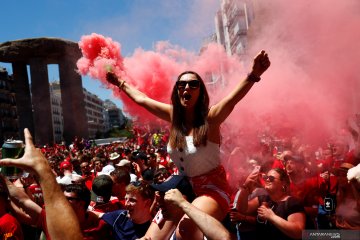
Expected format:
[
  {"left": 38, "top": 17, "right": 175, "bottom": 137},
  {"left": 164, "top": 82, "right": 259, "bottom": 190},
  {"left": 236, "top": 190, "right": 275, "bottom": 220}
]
[{"left": 0, "top": 176, "right": 23, "bottom": 240}]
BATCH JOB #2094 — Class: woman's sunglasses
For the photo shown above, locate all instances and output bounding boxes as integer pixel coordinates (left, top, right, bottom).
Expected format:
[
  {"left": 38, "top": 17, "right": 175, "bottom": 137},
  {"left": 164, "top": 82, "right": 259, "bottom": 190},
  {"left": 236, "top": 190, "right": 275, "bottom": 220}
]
[
  {"left": 262, "top": 175, "right": 279, "bottom": 182},
  {"left": 176, "top": 80, "right": 200, "bottom": 89}
]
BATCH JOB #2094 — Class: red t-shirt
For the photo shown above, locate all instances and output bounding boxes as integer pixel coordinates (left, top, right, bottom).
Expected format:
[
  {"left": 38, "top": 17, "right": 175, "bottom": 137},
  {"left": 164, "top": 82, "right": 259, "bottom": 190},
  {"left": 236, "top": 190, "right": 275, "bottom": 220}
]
[
  {"left": 27, "top": 183, "right": 44, "bottom": 207},
  {"left": 0, "top": 213, "right": 24, "bottom": 240},
  {"left": 88, "top": 198, "right": 124, "bottom": 213},
  {"left": 82, "top": 175, "right": 94, "bottom": 191}
]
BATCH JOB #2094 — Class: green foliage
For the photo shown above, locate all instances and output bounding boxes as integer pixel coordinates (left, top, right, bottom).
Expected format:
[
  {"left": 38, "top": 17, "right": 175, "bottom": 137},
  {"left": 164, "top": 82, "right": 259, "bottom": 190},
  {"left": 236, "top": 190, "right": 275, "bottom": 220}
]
[{"left": 106, "top": 127, "right": 133, "bottom": 139}]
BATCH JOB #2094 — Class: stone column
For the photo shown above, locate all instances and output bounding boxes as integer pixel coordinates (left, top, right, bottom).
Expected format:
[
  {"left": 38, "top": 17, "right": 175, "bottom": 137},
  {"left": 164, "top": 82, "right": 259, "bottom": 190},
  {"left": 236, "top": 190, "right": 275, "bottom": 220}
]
[
  {"left": 59, "top": 54, "right": 89, "bottom": 144},
  {"left": 29, "top": 58, "right": 54, "bottom": 145},
  {"left": 11, "top": 62, "right": 35, "bottom": 140}
]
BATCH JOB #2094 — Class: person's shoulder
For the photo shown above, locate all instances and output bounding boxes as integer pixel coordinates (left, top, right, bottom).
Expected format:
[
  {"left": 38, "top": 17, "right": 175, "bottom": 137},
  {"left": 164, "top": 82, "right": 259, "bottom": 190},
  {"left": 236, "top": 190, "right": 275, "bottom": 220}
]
[
  {"left": 101, "top": 209, "right": 127, "bottom": 224},
  {"left": 286, "top": 196, "right": 305, "bottom": 212}
]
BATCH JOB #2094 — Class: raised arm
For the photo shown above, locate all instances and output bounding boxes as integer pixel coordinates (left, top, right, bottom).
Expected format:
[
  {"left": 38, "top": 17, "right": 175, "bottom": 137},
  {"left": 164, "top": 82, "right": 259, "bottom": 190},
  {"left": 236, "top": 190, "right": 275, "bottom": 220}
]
[
  {"left": 4, "top": 177, "right": 42, "bottom": 226},
  {"left": 208, "top": 50, "right": 270, "bottom": 124},
  {"left": 107, "top": 72, "right": 172, "bottom": 122},
  {"left": 165, "top": 189, "right": 231, "bottom": 240},
  {"left": 237, "top": 166, "right": 261, "bottom": 214},
  {"left": 0, "top": 129, "right": 83, "bottom": 240}
]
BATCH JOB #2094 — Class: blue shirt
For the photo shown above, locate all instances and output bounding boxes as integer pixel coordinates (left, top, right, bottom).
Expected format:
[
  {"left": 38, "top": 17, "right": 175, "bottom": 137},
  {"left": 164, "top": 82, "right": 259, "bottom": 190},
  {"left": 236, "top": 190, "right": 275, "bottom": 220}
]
[{"left": 102, "top": 210, "right": 150, "bottom": 240}]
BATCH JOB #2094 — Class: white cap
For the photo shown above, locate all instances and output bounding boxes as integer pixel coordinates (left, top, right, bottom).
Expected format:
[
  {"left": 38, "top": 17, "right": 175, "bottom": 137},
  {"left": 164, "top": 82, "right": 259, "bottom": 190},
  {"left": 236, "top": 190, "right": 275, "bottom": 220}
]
[
  {"left": 109, "top": 152, "right": 121, "bottom": 161},
  {"left": 99, "top": 165, "right": 115, "bottom": 175},
  {"left": 116, "top": 159, "right": 131, "bottom": 167}
]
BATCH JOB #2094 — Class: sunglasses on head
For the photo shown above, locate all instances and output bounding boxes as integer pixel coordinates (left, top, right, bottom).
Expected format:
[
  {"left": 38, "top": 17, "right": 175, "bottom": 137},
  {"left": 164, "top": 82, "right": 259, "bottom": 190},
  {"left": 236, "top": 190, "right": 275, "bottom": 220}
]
[
  {"left": 262, "top": 175, "right": 278, "bottom": 182},
  {"left": 176, "top": 80, "right": 200, "bottom": 89},
  {"left": 130, "top": 181, "right": 143, "bottom": 187},
  {"left": 130, "top": 181, "right": 149, "bottom": 188}
]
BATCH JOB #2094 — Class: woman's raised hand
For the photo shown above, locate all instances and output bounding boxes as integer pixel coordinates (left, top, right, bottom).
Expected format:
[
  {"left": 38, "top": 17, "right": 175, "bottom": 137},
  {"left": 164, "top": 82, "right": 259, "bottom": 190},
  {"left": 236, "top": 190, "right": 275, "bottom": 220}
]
[
  {"left": 251, "top": 50, "right": 271, "bottom": 78},
  {"left": 106, "top": 72, "right": 120, "bottom": 86}
]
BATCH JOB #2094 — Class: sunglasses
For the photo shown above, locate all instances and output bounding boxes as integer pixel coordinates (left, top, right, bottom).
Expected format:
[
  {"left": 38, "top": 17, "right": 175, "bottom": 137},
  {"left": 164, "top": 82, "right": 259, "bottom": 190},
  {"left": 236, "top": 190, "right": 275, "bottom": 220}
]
[
  {"left": 262, "top": 175, "right": 279, "bottom": 182},
  {"left": 176, "top": 80, "right": 200, "bottom": 89},
  {"left": 129, "top": 181, "right": 149, "bottom": 188}
]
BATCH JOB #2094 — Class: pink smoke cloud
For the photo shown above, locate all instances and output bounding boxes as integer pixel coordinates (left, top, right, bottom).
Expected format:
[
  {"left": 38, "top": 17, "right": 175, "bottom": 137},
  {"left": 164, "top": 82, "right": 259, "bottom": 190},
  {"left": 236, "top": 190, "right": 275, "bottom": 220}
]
[
  {"left": 77, "top": 1, "right": 360, "bottom": 186},
  {"left": 77, "top": 34, "right": 241, "bottom": 123}
]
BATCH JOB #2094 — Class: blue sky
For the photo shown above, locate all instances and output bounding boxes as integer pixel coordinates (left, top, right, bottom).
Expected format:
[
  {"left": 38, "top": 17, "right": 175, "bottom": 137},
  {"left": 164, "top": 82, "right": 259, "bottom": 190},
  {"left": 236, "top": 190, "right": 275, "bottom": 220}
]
[{"left": 0, "top": 0, "right": 219, "bottom": 109}]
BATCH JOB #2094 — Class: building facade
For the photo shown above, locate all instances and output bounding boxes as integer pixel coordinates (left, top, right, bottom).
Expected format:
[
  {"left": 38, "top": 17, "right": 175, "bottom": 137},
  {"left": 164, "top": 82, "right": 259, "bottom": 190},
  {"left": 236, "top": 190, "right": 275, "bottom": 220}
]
[
  {"left": 104, "top": 99, "right": 126, "bottom": 131},
  {"left": 0, "top": 67, "right": 19, "bottom": 144},
  {"left": 215, "top": 0, "right": 255, "bottom": 57},
  {"left": 83, "top": 88, "right": 106, "bottom": 139},
  {"left": 49, "top": 81, "right": 64, "bottom": 143}
]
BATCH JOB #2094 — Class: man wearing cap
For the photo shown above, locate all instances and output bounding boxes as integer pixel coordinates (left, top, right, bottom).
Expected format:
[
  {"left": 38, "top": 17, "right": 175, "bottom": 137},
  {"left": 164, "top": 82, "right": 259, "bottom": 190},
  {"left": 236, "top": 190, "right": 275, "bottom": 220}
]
[
  {"left": 116, "top": 159, "right": 138, "bottom": 183},
  {"left": 89, "top": 175, "right": 123, "bottom": 215},
  {"left": 98, "top": 153, "right": 120, "bottom": 176},
  {"left": 142, "top": 175, "right": 231, "bottom": 240},
  {"left": 56, "top": 160, "right": 82, "bottom": 186},
  {"left": 109, "top": 152, "right": 121, "bottom": 166}
]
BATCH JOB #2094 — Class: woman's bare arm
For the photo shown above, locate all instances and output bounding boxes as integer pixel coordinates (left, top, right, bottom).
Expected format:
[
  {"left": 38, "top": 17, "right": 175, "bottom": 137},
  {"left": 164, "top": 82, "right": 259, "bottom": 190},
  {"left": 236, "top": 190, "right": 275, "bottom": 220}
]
[
  {"left": 107, "top": 73, "right": 172, "bottom": 122},
  {"left": 208, "top": 50, "right": 270, "bottom": 124}
]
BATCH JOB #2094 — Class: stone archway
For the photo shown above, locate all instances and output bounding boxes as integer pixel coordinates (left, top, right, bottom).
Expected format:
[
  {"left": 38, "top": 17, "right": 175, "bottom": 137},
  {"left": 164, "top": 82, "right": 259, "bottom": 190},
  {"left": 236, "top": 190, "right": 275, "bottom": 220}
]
[{"left": 0, "top": 38, "right": 88, "bottom": 145}]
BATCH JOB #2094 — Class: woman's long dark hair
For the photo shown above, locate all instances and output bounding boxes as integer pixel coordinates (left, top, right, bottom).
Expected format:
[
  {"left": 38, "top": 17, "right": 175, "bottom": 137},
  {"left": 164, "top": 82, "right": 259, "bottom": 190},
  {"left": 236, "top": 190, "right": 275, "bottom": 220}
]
[
  {"left": 271, "top": 168, "right": 290, "bottom": 193},
  {"left": 169, "top": 71, "right": 209, "bottom": 149}
]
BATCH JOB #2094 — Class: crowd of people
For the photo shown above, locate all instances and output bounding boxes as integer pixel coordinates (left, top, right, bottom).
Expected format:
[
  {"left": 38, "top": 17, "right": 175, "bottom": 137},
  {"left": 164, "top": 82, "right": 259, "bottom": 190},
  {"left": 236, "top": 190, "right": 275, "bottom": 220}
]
[
  {"left": 0, "top": 50, "right": 359, "bottom": 240},
  {"left": 1, "top": 119, "right": 359, "bottom": 240}
]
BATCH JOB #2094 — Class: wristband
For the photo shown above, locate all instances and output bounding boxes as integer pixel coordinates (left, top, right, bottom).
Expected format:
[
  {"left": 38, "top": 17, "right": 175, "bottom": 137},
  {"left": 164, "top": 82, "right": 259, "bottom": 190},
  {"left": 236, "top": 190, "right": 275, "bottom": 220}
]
[
  {"left": 241, "top": 184, "right": 250, "bottom": 192},
  {"left": 247, "top": 73, "right": 261, "bottom": 82},
  {"left": 118, "top": 80, "right": 126, "bottom": 90}
]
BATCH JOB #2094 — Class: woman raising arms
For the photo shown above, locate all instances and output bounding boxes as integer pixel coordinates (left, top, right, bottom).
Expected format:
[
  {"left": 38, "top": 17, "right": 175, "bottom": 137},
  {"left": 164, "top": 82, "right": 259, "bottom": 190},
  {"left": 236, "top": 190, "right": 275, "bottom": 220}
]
[{"left": 106, "top": 50, "right": 270, "bottom": 239}]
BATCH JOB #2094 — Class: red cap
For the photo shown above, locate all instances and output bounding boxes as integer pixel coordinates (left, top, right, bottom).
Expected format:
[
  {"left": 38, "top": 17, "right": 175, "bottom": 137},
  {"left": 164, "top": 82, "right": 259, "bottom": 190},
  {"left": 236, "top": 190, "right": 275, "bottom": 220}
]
[{"left": 59, "top": 161, "right": 72, "bottom": 170}]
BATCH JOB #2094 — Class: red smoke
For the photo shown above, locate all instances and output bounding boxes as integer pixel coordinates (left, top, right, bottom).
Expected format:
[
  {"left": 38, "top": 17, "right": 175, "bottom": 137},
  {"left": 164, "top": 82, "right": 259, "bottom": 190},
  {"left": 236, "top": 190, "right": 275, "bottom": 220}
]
[{"left": 77, "top": 0, "right": 360, "bottom": 186}]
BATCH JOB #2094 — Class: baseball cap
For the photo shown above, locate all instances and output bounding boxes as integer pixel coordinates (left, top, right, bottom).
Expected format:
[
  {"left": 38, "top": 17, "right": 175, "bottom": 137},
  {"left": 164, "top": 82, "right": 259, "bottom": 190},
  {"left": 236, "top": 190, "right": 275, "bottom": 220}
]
[
  {"left": 91, "top": 175, "right": 113, "bottom": 203},
  {"left": 116, "top": 159, "right": 131, "bottom": 167},
  {"left": 150, "top": 175, "right": 195, "bottom": 202},
  {"left": 99, "top": 165, "right": 115, "bottom": 176},
  {"left": 59, "top": 161, "right": 72, "bottom": 170}
]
